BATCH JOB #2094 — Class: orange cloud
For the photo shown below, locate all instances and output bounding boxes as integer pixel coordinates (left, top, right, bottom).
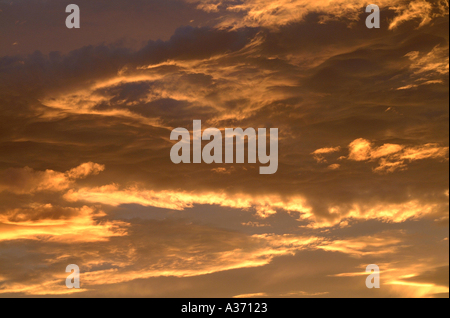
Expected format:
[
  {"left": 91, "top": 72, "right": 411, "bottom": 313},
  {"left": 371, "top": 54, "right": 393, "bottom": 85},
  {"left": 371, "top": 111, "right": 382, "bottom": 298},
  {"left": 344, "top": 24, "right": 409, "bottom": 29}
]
[
  {"left": 233, "top": 292, "right": 268, "bottom": 298},
  {"left": 40, "top": 39, "right": 300, "bottom": 127},
  {"left": 328, "top": 164, "right": 341, "bottom": 170},
  {"left": 345, "top": 139, "right": 448, "bottom": 173},
  {"left": 312, "top": 147, "right": 341, "bottom": 163},
  {"left": 386, "top": 281, "right": 449, "bottom": 298},
  {"left": 76, "top": 234, "right": 321, "bottom": 287},
  {"left": 64, "top": 183, "right": 312, "bottom": 219},
  {"left": 348, "top": 138, "right": 376, "bottom": 161},
  {"left": 317, "top": 231, "right": 404, "bottom": 257},
  {"left": 313, "top": 147, "right": 342, "bottom": 155},
  {"left": 233, "top": 291, "right": 329, "bottom": 298},
  {"left": 308, "top": 199, "right": 441, "bottom": 228},
  {"left": 331, "top": 262, "right": 449, "bottom": 297},
  {"left": 62, "top": 180, "right": 445, "bottom": 229},
  {"left": 65, "top": 162, "right": 105, "bottom": 179},
  {"left": 0, "top": 204, "right": 128, "bottom": 243},
  {"left": 389, "top": 0, "right": 449, "bottom": 30},
  {"left": 0, "top": 162, "right": 105, "bottom": 194},
  {"left": 191, "top": 0, "right": 448, "bottom": 29},
  {"left": 398, "top": 45, "right": 449, "bottom": 89},
  {"left": 0, "top": 279, "right": 86, "bottom": 296}
]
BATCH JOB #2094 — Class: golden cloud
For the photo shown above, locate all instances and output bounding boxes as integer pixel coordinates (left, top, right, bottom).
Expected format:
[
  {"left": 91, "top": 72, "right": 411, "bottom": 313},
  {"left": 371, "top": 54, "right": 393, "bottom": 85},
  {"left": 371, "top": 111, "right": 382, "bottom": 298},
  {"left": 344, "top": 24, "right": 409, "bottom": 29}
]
[
  {"left": 317, "top": 231, "right": 404, "bottom": 257},
  {"left": 191, "top": 0, "right": 448, "bottom": 29},
  {"left": 0, "top": 162, "right": 105, "bottom": 194},
  {"left": 76, "top": 234, "right": 321, "bottom": 287},
  {"left": 346, "top": 139, "right": 448, "bottom": 173},
  {"left": 398, "top": 45, "right": 449, "bottom": 89},
  {"left": 389, "top": 0, "right": 449, "bottom": 30},
  {"left": 63, "top": 182, "right": 444, "bottom": 229},
  {"left": 63, "top": 183, "right": 312, "bottom": 219},
  {"left": 310, "top": 200, "right": 441, "bottom": 228},
  {"left": 333, "top": 261, "right": 449, "bottom": 298},
  {"left": 312, "top": 147, "right": 341, "bottom": 163},
  {"left": 0, "top": 204, "right": 128, "bottom": 243}
]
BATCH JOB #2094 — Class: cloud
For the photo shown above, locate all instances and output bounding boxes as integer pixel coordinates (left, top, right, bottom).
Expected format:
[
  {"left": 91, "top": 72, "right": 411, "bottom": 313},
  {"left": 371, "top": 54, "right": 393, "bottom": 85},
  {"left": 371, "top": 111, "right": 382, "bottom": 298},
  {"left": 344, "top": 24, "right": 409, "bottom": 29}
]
[
  {"left": 328, "top": 164, "right": 341, "bottom": 170},
  {"left": 312, "top": 147, "right": 341, "bottom": 163},
  {"left": 346, "top": 139, "right": 448, "bottom": 173},
  {"left": 0, "top": 224, "right": 321, "bottom": 295},
  {"left": 80, "top": 234, "right": 321, "bottom": 286},
  {"left": 389, "top": 0, "right": 449, "bottom": 30},
  {"left": 331, "top": 263, "right": 449, "bottom": 297},
  {"left": 348, "top": 138, "right": 408, "bottom": 163},
  {"left": 190, "top": 0, "right": 448, "bottom": 29},
  {"left": 318, "top": 231, "right": 405, "bottom": 257},
  {"left": 63, "top": 183, "right": 312, "bottom": 219},
  {"left": 0, "top": 162, "right": 104, "bottom": 194},
  {"left": 408, "top": 45, "right": 449, "bottom": 76},
  {"left": 233, "top": 292, "right": 268, "bottom": 298},
  {"left": 397, "top": 45, "right": 449, "bottom": 89},
  {"left": 0, "top": 0, "right": 448, "bottom": 298},
  {"left": 304, "top": 199, "right": 443, "bottom": 228},
  {"left": 313, "top": 147, "right": 342, "bottom": 155},
  {"left": 63, "top": 180, "right": 445, "bottom": 228},
  {"left": 233, "top": 290, "right": 329, "bottom": 297},
  {"left": 345, "top": 200, "right": 440, "bottom": 223},
  {"left": 0, "top": 17, "right": 447, "bottom": 232},
  {"left": 65, "top": 162, "right": 105, "bottom": 179},
  {"left": 348, "top": 138, "right": 374, "bottom": 161},
  {"left": 0, "top": 204, "right": 128, "bottom": 243},
  {"left": 316, "top": 138, "right": 448, "bottom": 174}
]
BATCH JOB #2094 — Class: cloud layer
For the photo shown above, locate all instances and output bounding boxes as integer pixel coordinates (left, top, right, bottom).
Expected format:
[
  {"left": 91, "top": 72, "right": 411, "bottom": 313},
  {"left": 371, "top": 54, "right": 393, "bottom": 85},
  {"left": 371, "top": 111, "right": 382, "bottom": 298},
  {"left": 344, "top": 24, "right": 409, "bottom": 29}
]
[{"left": 0, "top": 0, "right": 448, "bottom": 297}]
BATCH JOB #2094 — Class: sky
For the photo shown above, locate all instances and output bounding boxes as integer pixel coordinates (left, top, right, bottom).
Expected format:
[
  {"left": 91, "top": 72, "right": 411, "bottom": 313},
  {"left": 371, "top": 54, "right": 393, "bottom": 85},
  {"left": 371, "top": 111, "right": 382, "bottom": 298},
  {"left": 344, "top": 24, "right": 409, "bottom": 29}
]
[{"left": 0, "top": 0, "right": 448, "bottom": 298}]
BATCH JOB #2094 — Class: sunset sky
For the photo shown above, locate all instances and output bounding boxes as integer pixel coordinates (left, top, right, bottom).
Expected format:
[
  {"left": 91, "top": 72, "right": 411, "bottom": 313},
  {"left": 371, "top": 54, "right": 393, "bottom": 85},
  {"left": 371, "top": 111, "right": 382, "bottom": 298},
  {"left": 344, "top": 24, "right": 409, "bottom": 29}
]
[{"left": 0, "top": 0, "right": 448, "bottom": 297}]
